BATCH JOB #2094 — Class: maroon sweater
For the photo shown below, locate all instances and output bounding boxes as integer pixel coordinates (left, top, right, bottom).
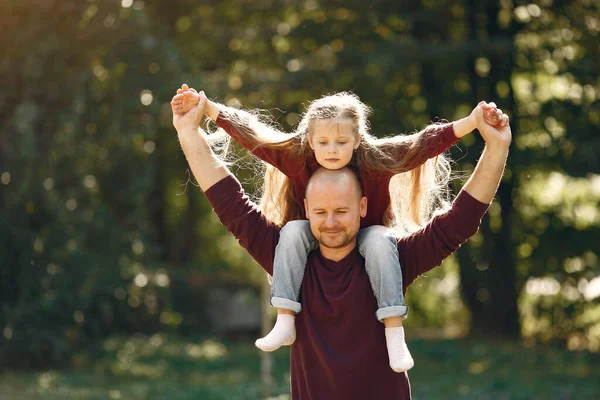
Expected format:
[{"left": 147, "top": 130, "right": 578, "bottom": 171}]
[
  {"left": 205, "top": 175, "right": 489, "bottom": 399},
  {"left": 216, "top": 116, "right": 459, "bottom": 227}
]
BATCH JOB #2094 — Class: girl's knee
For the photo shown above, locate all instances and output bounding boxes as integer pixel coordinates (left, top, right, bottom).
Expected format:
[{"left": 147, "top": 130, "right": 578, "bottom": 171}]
[
  {"left": 363, "top": 226, "right": 395, "bottom": 242},
  {"left": 279, "top": 220, "right": 311, "bottom": 244},
  {"left": 360, "top": 226, "right": 397, "bottom": 252}
]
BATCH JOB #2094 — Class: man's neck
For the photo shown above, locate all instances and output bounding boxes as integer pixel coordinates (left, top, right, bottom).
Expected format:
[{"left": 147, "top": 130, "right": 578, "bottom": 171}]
[{"left": 318, "top": 241, "right": 357, "bottom": 262}]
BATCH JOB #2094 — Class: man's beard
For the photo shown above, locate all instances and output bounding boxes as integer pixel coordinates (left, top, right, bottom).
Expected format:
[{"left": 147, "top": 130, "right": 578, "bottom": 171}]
[{"left": 316, "top": 228, "right": 358, "bottom": 249}]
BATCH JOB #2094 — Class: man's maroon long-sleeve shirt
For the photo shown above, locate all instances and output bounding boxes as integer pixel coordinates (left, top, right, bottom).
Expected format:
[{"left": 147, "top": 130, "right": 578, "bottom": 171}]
[{"left": 204, "top": 175, "right": 489, "bottom": 399}]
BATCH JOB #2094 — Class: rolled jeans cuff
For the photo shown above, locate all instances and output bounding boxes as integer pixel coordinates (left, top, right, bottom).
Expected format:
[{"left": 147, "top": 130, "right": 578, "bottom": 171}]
[
  {"left": 376, "top": 305, "right": 409, "bottom": 322},
  {"left": 271, "top": 297, "right": 302, "bottom": 313}
]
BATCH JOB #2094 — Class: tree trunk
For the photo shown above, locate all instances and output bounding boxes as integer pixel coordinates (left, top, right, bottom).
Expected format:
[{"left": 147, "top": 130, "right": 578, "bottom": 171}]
[
  {"left": 151, "top": 135, "right": 169, "bottom": 262},
  {"left": 458, "top": 0, "right": 520, "bottom": 339}
]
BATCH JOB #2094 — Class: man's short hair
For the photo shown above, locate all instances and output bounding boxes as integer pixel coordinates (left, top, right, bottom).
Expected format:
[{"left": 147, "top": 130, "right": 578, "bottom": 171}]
[{"left": 306, "top": 167, "right": 363, "bottom": 200}]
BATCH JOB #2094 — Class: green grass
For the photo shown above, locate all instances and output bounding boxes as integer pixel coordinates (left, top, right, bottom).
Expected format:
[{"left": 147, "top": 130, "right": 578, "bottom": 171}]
[
  {"left": 408, "top": 339, "right": 600, "bottom": 400},
  {"left": 1, "top": 336, "right": 598, "bottom": 400}
]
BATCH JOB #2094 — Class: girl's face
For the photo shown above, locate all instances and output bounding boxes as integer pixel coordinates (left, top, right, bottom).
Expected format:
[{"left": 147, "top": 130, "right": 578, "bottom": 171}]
[{"left": 309, "top": 119, "right": 361, "bottom": 170}]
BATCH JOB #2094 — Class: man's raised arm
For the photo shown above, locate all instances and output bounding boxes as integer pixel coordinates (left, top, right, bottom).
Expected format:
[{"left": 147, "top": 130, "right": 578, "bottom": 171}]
[
  {"left": 172, "top": 90, "right": 230, "bottom": 192},
  {"left": 398, "top": 104, "right": 511, "bottom": 286},
  {"left": 460, "top": 104, "right": 511, "bottom": 204},
  {"left": 171, "top": 89, "right": 279, "bottom": 275}
]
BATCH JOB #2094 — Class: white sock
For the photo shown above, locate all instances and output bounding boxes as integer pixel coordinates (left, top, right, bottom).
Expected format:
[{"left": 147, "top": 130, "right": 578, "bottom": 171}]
[
  {"left": 385, "top": 326, "right": 414, "bottom": 373},
  {"left": 255, "top": 314, "right": 296, "bottom": 352}
]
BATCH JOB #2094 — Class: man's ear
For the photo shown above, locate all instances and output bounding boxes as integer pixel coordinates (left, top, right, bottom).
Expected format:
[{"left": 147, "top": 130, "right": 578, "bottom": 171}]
[
  {"left": 304, "top": 199, "right": 309, "bottom": 216},
  {"left": 360, "top": 196, "right": 367, "bottom": 218}
]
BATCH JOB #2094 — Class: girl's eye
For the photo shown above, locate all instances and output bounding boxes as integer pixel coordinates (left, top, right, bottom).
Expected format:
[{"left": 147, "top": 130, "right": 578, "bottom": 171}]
[
  {"left": 337, "top": 142, "right": 347, "bottom": 145},
  {"left": 318, "top": 142, "right": 327, "bottom": 145}
]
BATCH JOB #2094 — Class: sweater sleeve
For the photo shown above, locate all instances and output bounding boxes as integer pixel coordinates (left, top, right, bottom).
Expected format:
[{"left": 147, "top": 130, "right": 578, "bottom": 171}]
[
  {"left": 384, "top": 123, "right": 459, "bottom": 172},
  {"left": 216, "top": 115, "right": 305, "bottom": 177},
  {"left": 398, "top": 190, "right": 489, "bottom": 288},
  {"left": 204, "top": 175, "right": 279, "bottom": 276}
]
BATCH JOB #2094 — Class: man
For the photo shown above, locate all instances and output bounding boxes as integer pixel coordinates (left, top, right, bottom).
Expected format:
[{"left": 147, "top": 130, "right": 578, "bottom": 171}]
[{"left": 172, "top": 91, "right": 511, "bottom": 399}]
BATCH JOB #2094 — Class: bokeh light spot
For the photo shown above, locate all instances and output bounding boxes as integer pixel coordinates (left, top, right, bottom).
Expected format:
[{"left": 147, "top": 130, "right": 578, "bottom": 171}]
[{"left": 140, "top": 90, "right": 153, "bottom": 106}]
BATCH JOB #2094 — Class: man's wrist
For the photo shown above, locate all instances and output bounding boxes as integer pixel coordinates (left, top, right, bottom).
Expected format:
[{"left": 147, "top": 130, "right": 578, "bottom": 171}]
[
  {"left": 482, "top": 142, "right": 510, "bottom": 160},
  {"left": 177, "top": 126, "right": 199, "bottom": 140}
]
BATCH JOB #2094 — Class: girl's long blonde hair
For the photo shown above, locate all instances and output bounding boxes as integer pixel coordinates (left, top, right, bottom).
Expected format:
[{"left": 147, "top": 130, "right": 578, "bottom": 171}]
[{"left": 206, "top": 92, "right": 453, "bottom": 235}]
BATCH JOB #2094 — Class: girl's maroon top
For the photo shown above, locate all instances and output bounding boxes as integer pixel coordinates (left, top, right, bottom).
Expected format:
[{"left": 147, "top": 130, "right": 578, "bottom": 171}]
[
  {"left": 205, "top": 175, "right": 489, "bottom": 399},
  {"left": 216, "top": 116, "right": 459, "bottom": 227}
]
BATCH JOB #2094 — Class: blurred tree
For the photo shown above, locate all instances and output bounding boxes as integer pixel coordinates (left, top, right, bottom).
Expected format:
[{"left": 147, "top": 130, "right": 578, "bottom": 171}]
[
  {"left": 0, "top": 0, "right": 190, "bottom": 366},
  {"left": 1, "top": 0, "right": 598, "bottom": 368},
  {"left": 507, "top": 0, "right": 600, "bottom": 349},
  {"left": 456, "top": 0, "right": 522, "bottom": 339}
]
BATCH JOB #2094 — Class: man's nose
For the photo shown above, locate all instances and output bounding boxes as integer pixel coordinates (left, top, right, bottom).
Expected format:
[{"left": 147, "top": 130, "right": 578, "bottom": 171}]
[{"left": 325, "top": 213, "right": 337, "bottom": 226}]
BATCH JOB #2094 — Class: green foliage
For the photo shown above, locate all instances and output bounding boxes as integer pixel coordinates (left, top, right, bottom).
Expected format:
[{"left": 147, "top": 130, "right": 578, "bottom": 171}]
[
  {"left": 0, "top": 0, "right": 187, "bottom": 366},
  {"left": 507, "top": 0, "right": 600, "bottom": 348}
]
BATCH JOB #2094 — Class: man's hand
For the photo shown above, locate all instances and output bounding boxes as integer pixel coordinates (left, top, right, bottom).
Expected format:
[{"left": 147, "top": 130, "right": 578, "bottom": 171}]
[
  {"left": 480, "top": 101, "right": 509, "bottom": 128},
  {"left": 170, "top": 85, "right": 230, "bottom": 191},
  {"left": 171, "top": 86, "right": 207, "bottom": 134},
  {"left": 461, "top": 105, "right": 511, "bottom": 204},
  {"left": 171, "top": 84, "right": 220, "bottom": 121},
  {"left": 453, "top": 101, "right": 508, "bottom": 138},
  {"left": 473, "top": 104, "right": 512, "bottom": 149},
  {"left": 465, "top": 101, "right": 508, "bottom": 130},
  {"left": 171, "top": 84, "right": 200, "bottom": 115}
]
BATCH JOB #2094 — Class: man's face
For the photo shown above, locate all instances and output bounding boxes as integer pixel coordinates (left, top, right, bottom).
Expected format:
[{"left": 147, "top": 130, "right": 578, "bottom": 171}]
[{"left": 304, "top": 176, "right": 367, "bottom": 251}]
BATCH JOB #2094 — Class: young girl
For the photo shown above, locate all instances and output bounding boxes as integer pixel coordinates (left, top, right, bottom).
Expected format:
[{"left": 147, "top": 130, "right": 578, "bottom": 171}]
[{"left": 171, "top": 86, "right": 503, "bottom": 372}]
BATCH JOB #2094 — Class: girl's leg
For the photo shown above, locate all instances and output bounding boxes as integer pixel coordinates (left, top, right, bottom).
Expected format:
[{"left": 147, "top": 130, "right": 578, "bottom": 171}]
[
  {"left": 271, "top": 220, "right": 316, "bottom": 310},
  {"left": 357, "top": 226, "right": 408, "bottom": 320},
  {"left": 357, "top": 226, "right": 414, "bottom": 372},
  {"left": 255, "top": 220, "right": 317, "bottom": 352}
]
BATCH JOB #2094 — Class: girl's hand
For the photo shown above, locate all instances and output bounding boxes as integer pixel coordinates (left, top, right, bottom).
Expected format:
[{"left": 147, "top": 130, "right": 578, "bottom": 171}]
[
  {"left": 171, "top": 84, "right": 219, "bottom": 121},
  {"left": 171, "top": 89, "right": 208, "bottom": 133},
  {"left": 171, "top": 84, "right": 201, "bottom": 115}
]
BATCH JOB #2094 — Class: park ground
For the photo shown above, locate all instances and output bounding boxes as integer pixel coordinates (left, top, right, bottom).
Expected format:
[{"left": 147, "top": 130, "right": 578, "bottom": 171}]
[{"left": 0, "top": 336, "right": 599, "bottom": 400}]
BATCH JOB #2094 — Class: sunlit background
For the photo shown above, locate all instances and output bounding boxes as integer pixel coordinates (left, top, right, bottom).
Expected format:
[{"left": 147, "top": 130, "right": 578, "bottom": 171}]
[{"left": 1, "top": 0, "right": 599, "bottom": 399}]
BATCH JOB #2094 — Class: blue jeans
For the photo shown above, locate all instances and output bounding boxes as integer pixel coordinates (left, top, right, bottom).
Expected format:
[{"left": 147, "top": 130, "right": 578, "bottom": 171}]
[{"left": 271, "top": 220, "right": 408, "bottom": 322}]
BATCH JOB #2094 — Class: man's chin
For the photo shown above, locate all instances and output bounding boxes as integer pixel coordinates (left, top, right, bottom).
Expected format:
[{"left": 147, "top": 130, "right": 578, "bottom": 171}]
[
  {"left": 318, "top": 237, "right": 351, "bottom": 249},
  {"left": 314, "top": 230, "right": 358, "bottom": 250}
]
